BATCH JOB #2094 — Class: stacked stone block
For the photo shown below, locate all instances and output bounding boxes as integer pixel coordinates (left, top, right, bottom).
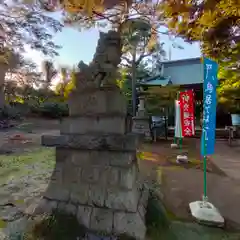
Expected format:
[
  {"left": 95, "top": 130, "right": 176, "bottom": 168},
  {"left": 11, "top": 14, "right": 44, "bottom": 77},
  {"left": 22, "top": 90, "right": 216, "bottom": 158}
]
[{"left": 40, "top": 86, "right": 148, "bottom": 240}]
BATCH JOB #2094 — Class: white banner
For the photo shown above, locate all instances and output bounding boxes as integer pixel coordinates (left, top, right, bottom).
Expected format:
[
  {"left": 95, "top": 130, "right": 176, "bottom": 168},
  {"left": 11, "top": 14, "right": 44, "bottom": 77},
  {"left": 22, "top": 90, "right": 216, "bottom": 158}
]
[{"left": 174, "top": 100, "right": 183, "bottom": 138}]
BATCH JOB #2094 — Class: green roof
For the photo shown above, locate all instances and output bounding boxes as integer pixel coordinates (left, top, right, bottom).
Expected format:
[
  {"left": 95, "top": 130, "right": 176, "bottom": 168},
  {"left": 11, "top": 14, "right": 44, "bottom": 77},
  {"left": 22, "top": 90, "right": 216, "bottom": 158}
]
[{"left": 139, "top": 76, "right": 171, "bottom": 87}]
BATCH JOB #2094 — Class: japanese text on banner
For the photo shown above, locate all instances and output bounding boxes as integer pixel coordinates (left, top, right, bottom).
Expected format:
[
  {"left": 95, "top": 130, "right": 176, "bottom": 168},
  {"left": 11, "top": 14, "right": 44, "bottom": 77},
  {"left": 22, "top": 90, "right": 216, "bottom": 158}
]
[
  {"left": 179, "top": 90, "right": 195, "bottom": 137},
  {"left": 201, "top": 58, "right": 218, "bottom": 156}
]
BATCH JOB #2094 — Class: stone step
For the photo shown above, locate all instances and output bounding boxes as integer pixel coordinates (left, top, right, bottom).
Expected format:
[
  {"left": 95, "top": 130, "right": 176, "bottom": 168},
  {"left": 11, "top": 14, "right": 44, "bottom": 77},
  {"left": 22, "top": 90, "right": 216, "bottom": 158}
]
[
  {"left": 41, "top": 133, "right": 138, "bottom": 152},
  {"left": 68, "top": 87, "right": 127, "bottom": 116},
  {"left": 61, "top": 116, "right": 126, "bottom": 135}
]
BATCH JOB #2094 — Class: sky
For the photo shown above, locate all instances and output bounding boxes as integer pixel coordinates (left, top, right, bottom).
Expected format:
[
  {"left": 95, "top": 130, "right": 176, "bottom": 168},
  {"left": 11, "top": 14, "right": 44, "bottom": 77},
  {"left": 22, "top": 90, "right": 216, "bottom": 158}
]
[{"left": 23, "top": 12, "right": 201, "bottom": 70}]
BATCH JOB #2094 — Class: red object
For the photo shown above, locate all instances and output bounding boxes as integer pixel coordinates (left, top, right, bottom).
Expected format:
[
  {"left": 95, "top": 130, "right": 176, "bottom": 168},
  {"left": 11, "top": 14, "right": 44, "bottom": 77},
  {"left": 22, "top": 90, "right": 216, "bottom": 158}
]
[{"left": 179, "top": 90, "right": 195, "bottom": 137}]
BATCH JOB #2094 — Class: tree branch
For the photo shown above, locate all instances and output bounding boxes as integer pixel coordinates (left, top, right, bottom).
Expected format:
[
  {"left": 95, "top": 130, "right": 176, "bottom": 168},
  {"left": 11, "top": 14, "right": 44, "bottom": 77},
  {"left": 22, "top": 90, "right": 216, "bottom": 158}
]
[
  {"left": 136, "top": 52, "right": 151, "bottom": 65},
  {"left": 121, "top": 56, "right": 132, "bottom": 64}
]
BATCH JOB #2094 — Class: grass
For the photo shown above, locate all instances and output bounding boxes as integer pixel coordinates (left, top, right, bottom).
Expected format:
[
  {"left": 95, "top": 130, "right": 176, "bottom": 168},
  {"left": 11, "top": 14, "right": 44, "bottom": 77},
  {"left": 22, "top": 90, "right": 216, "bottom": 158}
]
[
  {"left": 21, "top": 210, "right": 137, "bottom": 240},
  {"left": 0, "top": 147, "right": 55, "bottom": 184},
  {"left": 146, "top": 188, "right": 240, "bottom": 240},
  {"left": 23, "top": 210, "right": 87, "bottom": 240}
]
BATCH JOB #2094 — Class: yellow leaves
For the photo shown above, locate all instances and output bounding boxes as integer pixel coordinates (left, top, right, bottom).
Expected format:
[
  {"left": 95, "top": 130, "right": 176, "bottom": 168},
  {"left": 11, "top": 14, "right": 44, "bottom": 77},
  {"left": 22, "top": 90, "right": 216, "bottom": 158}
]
[
  {"left": 0, "top": 219, "right": 7, "bottom": 229},
  {"left": 200, "top": 10, "right": 215, "bottom": 26},
  {"left": 22, "top": 0, "right": 35, "bottom": 4},
  {"left": 63, "top": 0, "right": 105, "bottom": 16},
  {"left": 217, "top": 0, "right": 240, "bottom": 17},
  {"left": 168, "top": 19, "right": 177, "bottom": 30},
  {"left": 63, "top": 0, "right": 128, "bottom": 15},
  {"left": 14, "top": 199, "right": 25, "bottom": 205},
  {"left": 147, "top": 25, "right": 158, "bottom": 51},
  {"left": 136, "top": 151, "right": 144, "bottom": 160},
  {"left": 0, "top": 55, "right": 8, "bottom": 64}
]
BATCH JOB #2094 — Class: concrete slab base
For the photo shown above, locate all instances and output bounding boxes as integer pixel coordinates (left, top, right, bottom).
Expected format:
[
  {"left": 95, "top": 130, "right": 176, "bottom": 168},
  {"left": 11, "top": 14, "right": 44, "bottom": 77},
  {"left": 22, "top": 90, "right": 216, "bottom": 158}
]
[
  {"left": 189, "top": 201, "right": 224, "bottom": 227},
  {"left": 171, "top": 143, "right": 178, "bottom": 149},
  {"left": 176, "top": 155, "right": 188, "bottom": 164}
]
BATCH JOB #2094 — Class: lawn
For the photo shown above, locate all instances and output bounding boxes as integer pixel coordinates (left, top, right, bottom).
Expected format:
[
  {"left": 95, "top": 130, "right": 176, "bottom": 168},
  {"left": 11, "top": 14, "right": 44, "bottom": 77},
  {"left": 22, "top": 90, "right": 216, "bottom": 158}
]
[{"left": 0, "top": 147, "right": 55, "bottom": 185}]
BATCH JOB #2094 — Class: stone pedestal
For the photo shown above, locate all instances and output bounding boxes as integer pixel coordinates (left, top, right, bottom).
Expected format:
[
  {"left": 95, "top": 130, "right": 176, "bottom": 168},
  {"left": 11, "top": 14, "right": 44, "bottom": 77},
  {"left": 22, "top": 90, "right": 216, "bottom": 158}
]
[
  {"left": 132, "top": 116, "right": 151, "bottom": 141},
  {"left": 40, "top": 86, "right": 148, "bottom": 240}
]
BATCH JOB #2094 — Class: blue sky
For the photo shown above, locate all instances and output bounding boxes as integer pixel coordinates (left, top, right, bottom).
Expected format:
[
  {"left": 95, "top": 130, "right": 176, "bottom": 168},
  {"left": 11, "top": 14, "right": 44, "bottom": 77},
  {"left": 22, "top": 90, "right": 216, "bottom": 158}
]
[{"left": 24, "top": 12, "right": 201, "bottom": 69}]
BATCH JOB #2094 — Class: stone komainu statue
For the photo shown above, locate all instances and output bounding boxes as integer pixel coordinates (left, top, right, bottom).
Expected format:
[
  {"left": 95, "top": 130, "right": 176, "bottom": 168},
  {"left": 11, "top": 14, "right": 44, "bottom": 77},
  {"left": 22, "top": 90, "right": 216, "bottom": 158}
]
[{"left": 76, "top": 30, "right": 122, "bottom": 89}]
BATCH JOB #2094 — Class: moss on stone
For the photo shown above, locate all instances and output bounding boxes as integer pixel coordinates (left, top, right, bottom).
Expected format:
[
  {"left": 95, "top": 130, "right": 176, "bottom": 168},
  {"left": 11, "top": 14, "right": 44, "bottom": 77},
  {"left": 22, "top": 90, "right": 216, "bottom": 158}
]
[{"left": 23, "top": 210, "right": 86, "bottom": 240}]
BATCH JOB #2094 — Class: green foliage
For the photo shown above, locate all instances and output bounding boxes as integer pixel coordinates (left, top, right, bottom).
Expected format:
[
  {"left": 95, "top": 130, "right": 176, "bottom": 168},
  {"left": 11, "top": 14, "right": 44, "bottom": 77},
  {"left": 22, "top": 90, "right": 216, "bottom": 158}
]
[
  {"left": 116, "top": 68, "right": 131, "bottom": 98},
  {"left": 37, "top": 102, "right": 69, "bottom": 118},
  {"left": 146, "top": 190, "right": 170, "bottom": 231},
  {"left": 217, "top": 61, "right": 240, "bottom": 112},
  {"left": 145, "top": 86, "right": 179, "bottom": 115},
  {"left": 161, "top": 0, "right": 239, "bottom": 61},
  {"left": 0, "top": 105, "right": 22, "bottom": 120},
  {"left": 0, "top": 2, "right": 62, "bottom": 57},
  {"left": 24, "top": 210, "right": 86, "bottom": 240},
  {"left": 55, "top": 68, "right": 76, "bottom": 100},
  {"left": 161, "top": 0, "right": 240, "bottom": 109}
]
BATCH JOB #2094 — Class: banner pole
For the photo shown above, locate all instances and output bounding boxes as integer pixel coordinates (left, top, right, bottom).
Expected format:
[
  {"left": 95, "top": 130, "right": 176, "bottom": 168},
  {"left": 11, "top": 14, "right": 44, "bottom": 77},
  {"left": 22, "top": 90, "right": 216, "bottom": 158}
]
[
  {"left": 174, "top": 92, "right": 180, "bottom": 144},
  {"left": 202, "top": 56, "right": 207, "bottom": 201},
  {"left": 203, "top": 131, "right": 207, "bottom": 201},
  {"left": 179, "top": 91, "right": 183, "bottom": 151},
  {"left": 189, "top": 57, "right": 224, "bottom": 226}
]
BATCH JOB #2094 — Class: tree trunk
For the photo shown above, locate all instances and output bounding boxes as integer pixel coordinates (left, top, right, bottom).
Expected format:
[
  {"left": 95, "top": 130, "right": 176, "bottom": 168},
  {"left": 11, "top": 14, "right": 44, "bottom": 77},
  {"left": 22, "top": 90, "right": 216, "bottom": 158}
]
[{"left": 0, "top": 64, "right": 8, "bottom": 109}]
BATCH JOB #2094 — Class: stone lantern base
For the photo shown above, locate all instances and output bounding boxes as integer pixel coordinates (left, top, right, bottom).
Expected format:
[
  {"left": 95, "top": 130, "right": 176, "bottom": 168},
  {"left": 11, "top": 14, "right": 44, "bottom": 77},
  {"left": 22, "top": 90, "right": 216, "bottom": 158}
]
[{"left": 132, "top": 116, "right": 151, "bottom": 141}]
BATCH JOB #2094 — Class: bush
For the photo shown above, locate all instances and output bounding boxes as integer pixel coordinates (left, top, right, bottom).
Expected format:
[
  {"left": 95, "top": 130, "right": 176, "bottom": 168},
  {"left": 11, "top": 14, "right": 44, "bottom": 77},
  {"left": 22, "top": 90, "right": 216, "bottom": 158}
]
[
  {"left": 0, "top": 105, "right": 22, "bottom": 120},
  {"left": 39, "top": 102, "right": 69, "bottom": 118}
]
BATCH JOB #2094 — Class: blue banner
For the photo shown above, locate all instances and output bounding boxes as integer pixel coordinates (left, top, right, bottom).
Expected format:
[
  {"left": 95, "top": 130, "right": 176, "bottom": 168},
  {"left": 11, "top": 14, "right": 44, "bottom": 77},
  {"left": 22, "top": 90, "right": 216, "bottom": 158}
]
[{"left": 201, "top": 57, "right": 218, "bottom": 156}]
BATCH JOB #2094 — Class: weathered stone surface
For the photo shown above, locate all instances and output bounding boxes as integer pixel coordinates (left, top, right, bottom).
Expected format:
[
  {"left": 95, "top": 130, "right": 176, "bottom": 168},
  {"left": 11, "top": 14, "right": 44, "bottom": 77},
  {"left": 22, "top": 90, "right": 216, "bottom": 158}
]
[
  {"left": 0, "top": 205, "right": 23, "bottom": 221},
  {"left": 119, "top": 165, "right": 137, "bottom": 190},
  {"left": 25, "top": 199, "right": 42, "bottom": 216},
  {"left": 70, "top": 151, "right": 135, "bottom": 168},
  {"left": 108, "top": 168, "right": 119, "bottom": 186},
  {"left": 70, "top": 183, "right": 89, "bottom": 205},
  {"left": 44, "top": 183, "right": 70, "bottom": 202},
  {"left": 62, "top": 164, "right": 81, "bottom": 185},
  {"left": 109, "top": 152, "right": 135, "bottom": 168},
  {"left": 81, "top": 166, "right": 108, "bottom": 185},
  {"left": 68, "top": 87, "right": 126, "bottom": 116},
  {"left": 71, "top": 151, "right": 110, "bottom": 166},
  {"left": 56, "top": 147, "right": 70, "bottom": 162},
  {"left": 70, "top": 151, "right": 90, "bottom": 166},
  {"left": 105, "top": 188, "right": 139, "bottom": 212},
  {"left": 58, "top": 202, "right": 77, "bottom": 216},
  {"left": 113, "top": 212, "right": 146, "bottom": 240},
  {"left": 42, "top": 134, "right": 138, "bottom": 152},
  {"left": 132, "top": 117, "right": 151, "bottom": 140},
  {"left": 50, "top": 164, "right": 63, "bottom": 182},
  {"left": 85, "top": 232, "right": 117, "bottom": 240},
  {"left": 33, "top": 198, "right": 58, "bottom": 215},
  {"left": 138, "top": 204, "right": 146, "bottom": 221},
  {"left": 61, "top": 116, "right": 126, "bottom": 135},
  {"left": 138, "top": 184, "right": 149, "bottom": 208},
  {"left": 88, "top": 185, "right": 106, "bottom": 207},
  {"left": 77, "top": 205, "right": 92, "bottom": 228},
  {"left": 90, "top": 208, "right": 113, "bottom": 233}
]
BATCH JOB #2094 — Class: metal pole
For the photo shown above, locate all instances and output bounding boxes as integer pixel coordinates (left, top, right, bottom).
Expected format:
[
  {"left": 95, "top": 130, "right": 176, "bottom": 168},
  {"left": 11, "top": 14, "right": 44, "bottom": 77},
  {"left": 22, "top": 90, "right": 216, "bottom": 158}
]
[
  {"left": 203, "top": 130, "right": 207, "bottom": 201},
  {"left": 132, "top": 48, "right": 137, "bottom": 117}
]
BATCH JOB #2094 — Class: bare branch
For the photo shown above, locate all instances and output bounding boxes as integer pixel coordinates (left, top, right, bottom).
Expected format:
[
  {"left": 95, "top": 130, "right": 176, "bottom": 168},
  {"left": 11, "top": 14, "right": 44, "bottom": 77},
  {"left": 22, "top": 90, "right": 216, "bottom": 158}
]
[
  {"left": 121, "top": 56, "right": 132, "bottom": 64},
  {"left": 136, "top": 52, "right": 152, "bottom": 65}
]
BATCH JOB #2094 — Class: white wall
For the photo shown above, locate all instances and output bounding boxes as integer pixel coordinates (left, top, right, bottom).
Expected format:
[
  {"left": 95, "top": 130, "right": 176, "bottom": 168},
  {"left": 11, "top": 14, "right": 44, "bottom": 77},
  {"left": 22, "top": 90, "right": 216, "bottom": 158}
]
[{"left": 164, "top": 62, "right": 203, "bottom": 85}]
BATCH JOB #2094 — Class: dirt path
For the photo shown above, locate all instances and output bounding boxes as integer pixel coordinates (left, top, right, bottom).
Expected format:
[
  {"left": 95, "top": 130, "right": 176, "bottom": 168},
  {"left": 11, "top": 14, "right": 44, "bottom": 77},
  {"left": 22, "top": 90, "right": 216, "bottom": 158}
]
[
  {"left": 212, "top": 141, "right": 240, "bottom": 181},
  {"left": 139, "top": 139, "right": 240, "bottom": 229}
]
